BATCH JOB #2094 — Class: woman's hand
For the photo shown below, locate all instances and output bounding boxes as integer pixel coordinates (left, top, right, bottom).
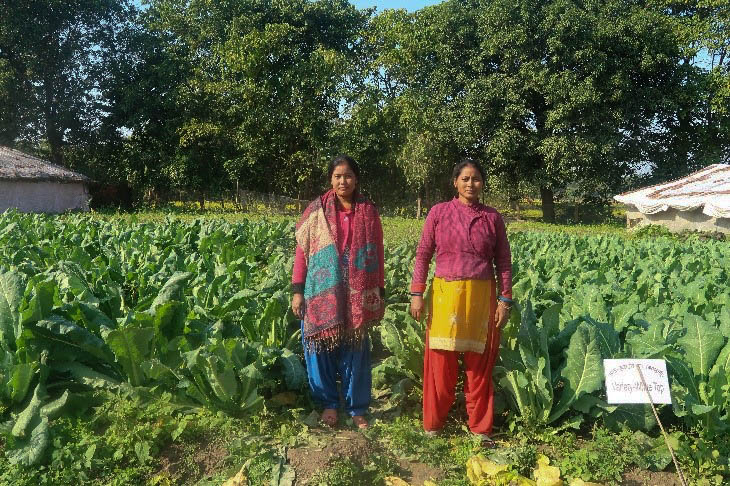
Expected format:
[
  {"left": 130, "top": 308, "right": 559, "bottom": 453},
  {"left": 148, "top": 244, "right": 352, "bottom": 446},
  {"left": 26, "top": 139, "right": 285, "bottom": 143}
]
[
  {"left": 495, "top": 301, "right": 511, "bottom": 330},
  {"left": 410, "top": 295, "right": 424, "bottom": 321},
  {"left": 292, "top": 293, "right": 306, "bottom": 319}
]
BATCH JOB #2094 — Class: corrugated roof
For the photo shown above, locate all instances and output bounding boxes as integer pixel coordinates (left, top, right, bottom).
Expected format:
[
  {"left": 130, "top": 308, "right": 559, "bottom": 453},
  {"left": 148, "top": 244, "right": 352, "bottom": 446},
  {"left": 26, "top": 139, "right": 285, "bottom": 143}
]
[
  {"left": 0, "top": 146, "right": 89, "bottom": 183},
  {"left": 615, "top": 164, "right": 730, "bottom": 218}
]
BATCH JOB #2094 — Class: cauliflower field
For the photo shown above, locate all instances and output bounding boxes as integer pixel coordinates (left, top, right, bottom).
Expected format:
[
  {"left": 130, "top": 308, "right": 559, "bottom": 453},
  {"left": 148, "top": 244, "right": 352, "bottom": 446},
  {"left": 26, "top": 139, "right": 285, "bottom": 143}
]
[{"left": 0, "top": 211, "right": 728, "bottom": 484}]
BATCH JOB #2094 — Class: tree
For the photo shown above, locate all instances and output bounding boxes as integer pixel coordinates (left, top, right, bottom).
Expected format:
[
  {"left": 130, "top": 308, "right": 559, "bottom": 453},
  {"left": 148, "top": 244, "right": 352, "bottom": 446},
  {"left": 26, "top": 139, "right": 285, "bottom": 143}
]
[
  {"left": 0, "top": 0, "right": 138, "bottom": 164},
  {"left": 139, "top": 0, "right": 369, "bottom": 198},
  {"left": 367, "top": 0, "right": 688, "bottom": 221},
  {"left": 650, "top": 0, "right": 730, "bottom": 179}
]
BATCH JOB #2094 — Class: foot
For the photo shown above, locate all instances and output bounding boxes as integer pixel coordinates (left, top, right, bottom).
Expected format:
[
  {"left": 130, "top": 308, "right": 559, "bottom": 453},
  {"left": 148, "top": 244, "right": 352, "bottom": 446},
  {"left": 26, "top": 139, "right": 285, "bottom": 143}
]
[
  {"left": 321, "top": 408, "right": 337, "bottom": 427},
  {"left": 424, "top": 429, "right": 441, "bottom": 437},
  {"left": 352, "top": 415, "right": 368, "bottom": 429}
]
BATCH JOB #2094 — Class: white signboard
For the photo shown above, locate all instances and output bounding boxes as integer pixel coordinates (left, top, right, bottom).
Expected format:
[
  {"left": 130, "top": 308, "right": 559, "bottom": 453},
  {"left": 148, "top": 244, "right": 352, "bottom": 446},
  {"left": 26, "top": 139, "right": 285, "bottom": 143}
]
[{"left": 604, "top": 359, "right": 672, "bottom": 405}]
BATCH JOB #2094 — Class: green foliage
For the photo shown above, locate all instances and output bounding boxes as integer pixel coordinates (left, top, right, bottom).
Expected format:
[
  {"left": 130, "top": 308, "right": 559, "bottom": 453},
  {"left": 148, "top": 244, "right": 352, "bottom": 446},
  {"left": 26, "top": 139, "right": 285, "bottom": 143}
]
[
  {"left": 307, "top": 455, "right": 398, "bottom": 486},
  {"left": 373, "top": 303, "right": 425, "bottom": 393},
  {"left": 552, "top": 427, "right": 650, "bottom": 485},
  {"left": 0, "top": 212, "right": 307, "bottom": 465}
]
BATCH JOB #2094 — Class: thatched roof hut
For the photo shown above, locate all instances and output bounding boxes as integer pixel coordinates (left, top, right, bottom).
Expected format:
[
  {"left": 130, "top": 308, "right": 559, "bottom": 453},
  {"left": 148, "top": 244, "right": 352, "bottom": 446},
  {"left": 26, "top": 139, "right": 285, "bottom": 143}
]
[
  {"left": 614, "top": 164, "right": 730, "bottom": 233},
  {"left": 0, "top": 146, "right": 90, "bottom": 213}
]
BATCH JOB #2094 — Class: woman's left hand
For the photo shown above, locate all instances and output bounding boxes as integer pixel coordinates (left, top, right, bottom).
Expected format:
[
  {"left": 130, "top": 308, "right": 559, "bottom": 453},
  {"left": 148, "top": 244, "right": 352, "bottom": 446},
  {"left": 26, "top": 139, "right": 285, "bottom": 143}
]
[{"left": 495, "top": 301, "right": 511, "bottom": 330}]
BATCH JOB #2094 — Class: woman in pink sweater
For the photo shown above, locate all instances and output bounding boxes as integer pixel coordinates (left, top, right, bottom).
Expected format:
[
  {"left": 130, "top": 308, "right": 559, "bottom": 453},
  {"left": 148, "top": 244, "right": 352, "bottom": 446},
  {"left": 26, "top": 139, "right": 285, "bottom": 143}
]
[
  {"left": 410, "top": 159, "right": 513, "bottom": 446},
  {"left": 291, "top": 155, "right": 385, "bottom": 429}
]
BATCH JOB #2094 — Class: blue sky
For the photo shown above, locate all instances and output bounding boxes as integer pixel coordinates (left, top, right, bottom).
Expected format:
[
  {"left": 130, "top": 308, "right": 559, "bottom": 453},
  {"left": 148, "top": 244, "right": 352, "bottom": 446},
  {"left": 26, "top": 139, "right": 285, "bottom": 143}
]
[{"left": 351, "top": 0, "right": 442, "bottom": 11}]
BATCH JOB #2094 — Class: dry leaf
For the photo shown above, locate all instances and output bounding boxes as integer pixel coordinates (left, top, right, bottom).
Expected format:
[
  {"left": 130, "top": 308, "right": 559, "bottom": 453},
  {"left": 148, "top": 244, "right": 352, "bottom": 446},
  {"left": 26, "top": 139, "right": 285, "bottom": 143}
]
[
  {"left": 384, "top": 477, "right": 410, "bottom": 486},
  {"left": 222, "top": 466, "right": 247, "bottom": 486},
  {"left": 534, "top": 454, "right": 563, "bottom": 486}
]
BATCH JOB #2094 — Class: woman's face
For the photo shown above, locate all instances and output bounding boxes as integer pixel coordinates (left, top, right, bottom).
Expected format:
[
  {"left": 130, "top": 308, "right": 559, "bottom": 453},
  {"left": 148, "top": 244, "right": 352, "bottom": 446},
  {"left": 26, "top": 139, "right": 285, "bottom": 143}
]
[
  {"left": 453, "top": 165, "right": 484, "bottom": 203},
  {"left": 331, "top": 163, "right": 357, "bottom": 200}
]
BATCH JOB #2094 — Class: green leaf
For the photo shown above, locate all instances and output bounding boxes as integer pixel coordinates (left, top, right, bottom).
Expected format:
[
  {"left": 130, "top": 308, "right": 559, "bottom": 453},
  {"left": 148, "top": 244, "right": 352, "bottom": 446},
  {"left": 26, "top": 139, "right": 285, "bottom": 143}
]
[
  {"left": 203, "top": 356, "right": 238, "bottom": 404},
  {"left": 56, "top": 362, "right": 121, "bottom": 389},
  {"left": 691, "top": 403, "right": 717, "bottom": 415},
  {"left": 12, "top": 383, "right": 46, "bottom": 438},
  {"left": 0, "top": 271, "right": 25, "bottom": 350},
  {"left": 583, "top": 316, "right": 620, "bottom": 359},
  {"left": 20, "top": 280, "right": 56, "bottom": 325},
  {"left": 32, "top": 315, "right": 114, "bottom": 364},
  {"left": 67, "top": 302, "right": 115, "bottom": 335},
  {"left": 152, "top": 301, "right": 187, "bottom": 342},
  {"left": 604, "top": 404, "right": 657, "bottom": 432},
  {"left": 104, "top": 327, "right": 155, "bottom": 386},
  {"left": 148, "top": 272, "right": 192, "bottom": 314},
  {"left": 611, "top": 299, "right": 638, "bottom": 332},
  {"left": 39, "top": 390, "right": 69, "bottom": 419},
  {"left": 6, "top": 363, "right": 37, "bottom": 404},
  {"left": 270, "top": 454, "right": 295, "bottom": 486},
  {"left": 677, "top": 314, "right": 725, "bottom": 378},
  {"left": 84, "top": 443, "right": 96, "bottom": 468},
  {"left": 625, "top": 321, "right": 671, "bottom": 358},
  {"left": 222, "top": 289, "right": 259, "bottom": 314},
  {"left": 278, "top": 349, "right": 306, "bottom": 390},
  {"left": 6, "top": 416, "right": 49, "bottom": 466},
  {"left": 540, "top": 303, "right": 561, "bottom": 337},
  {"left": 134, "top": 441, "right": 152, "bottom": 465},
  {"left": 548, "top": 322, "right": 604, "bottom": 423}
]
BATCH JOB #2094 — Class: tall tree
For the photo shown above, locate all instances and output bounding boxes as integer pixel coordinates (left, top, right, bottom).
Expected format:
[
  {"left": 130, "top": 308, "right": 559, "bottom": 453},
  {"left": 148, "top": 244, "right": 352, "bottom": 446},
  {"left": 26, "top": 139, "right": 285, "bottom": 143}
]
[
  {"left": 0, "top": 0, "right": 137, "bottom": 164},
  {"left": 141, "top": 0, "right": 368, "bottom": 197},
  {"left": 651, "top": 0, "right": 730, "bottom": 180},
  {"left": 369, "top": 0, "right": 687, "bottom": 221}
]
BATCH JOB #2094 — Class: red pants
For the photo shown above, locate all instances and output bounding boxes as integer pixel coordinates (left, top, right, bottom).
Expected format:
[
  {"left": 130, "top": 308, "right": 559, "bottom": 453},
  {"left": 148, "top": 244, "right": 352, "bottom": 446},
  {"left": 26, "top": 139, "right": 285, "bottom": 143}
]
[{"left": 422, "top": 315, "right": 501, "bottom": 435}]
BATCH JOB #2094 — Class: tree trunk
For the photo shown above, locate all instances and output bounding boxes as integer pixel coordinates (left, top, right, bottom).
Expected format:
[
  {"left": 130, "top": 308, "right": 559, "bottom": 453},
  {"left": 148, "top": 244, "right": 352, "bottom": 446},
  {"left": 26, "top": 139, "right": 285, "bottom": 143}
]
[
  {"left": 540, "top": 186, "right": 555, "bottom": 223},
  {"left": 44, "top": 77, "right": 63, "bottom": 165}
]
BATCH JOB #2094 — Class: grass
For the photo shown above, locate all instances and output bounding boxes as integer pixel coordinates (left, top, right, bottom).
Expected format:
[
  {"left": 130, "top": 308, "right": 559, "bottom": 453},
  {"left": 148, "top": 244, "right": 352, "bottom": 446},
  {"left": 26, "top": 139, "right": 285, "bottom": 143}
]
[
  {"left": 1, "top": 396, "right": 690, "bottom": 486},
  {"left": 81, "top": 199, "right": 633, "bottom": 248}
]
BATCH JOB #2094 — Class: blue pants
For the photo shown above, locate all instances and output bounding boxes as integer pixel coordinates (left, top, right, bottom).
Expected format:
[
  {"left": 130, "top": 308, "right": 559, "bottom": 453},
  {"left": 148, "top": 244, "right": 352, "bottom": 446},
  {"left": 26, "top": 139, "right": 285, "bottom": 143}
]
[{"left": 302, "top": 329, "right": 371, "bottom": 417}]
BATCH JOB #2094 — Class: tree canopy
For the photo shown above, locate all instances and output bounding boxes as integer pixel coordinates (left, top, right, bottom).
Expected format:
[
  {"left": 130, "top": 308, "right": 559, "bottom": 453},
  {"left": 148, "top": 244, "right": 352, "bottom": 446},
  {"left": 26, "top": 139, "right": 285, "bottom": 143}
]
[{"left": 0, "top": 0, "right": 727, "bottom": 219}]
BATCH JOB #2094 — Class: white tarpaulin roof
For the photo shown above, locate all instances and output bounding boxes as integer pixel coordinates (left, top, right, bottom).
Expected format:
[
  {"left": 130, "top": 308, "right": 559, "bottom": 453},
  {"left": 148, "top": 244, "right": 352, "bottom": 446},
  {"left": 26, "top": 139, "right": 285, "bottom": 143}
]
[{"left": 615, "top": 164, "right": 730, "bottom": 219}]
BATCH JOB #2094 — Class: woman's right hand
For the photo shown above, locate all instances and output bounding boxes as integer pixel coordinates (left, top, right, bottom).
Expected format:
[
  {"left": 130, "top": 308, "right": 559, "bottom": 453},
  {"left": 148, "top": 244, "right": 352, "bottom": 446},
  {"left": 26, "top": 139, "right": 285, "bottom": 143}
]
[
  {"left": 410, "top": 295, "right": 424, "bottom": 321},
  {"left": 292, "top": 293, "right": 306, "bottom": 319}
]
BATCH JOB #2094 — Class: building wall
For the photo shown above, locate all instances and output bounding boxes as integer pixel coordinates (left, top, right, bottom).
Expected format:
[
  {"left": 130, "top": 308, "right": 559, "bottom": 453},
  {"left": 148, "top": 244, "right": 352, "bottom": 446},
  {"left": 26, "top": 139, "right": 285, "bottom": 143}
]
[
  {"left": 626, "top": 206, "right": 730, "bottom": 234},
  {"left": 0, "top": 181, "right": 89, "bottom": 213}
]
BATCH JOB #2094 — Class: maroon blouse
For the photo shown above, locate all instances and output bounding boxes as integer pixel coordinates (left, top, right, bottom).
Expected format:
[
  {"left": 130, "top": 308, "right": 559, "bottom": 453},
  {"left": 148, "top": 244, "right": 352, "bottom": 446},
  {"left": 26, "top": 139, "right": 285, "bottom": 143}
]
[{"left": 410, "top": 198, "right": 512, "bottom": 298}]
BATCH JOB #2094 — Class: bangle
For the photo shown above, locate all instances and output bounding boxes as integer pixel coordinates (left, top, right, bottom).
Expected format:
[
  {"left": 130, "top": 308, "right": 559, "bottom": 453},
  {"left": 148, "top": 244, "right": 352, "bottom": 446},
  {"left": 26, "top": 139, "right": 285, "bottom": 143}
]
[
  {"left": 410, "top": 292, "right": 423, "bottom": 297},
  {"left": 497, "top": 295, "right": 513, "bottom": 303}
]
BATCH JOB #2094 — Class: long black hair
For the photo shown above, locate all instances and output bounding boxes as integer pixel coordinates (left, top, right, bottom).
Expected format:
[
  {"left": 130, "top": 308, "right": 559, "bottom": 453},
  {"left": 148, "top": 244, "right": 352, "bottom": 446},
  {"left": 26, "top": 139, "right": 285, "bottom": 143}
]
[
  {"left": 452, "top": 158, "right": 486, "bottom": 181},
  {"left": 328, "top": 154, "right": 361, "bottom": 180}
]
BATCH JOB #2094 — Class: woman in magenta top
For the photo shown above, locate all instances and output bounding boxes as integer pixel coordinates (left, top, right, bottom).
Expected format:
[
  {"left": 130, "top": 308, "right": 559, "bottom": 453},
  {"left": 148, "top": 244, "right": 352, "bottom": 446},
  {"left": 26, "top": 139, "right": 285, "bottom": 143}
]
[
  {"left": 410, "top": 159, "right": 512, "bottom": 446},
  {"left": 291, "top": 155, "right": 385, "bottom": 429}
]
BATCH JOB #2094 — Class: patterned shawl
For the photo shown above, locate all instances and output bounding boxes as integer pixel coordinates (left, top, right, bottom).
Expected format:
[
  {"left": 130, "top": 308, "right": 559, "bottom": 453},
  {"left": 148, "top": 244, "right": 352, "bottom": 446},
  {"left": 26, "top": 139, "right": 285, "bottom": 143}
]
[{"left": 295, "top": 189, "right": 385, "bottom": 349}]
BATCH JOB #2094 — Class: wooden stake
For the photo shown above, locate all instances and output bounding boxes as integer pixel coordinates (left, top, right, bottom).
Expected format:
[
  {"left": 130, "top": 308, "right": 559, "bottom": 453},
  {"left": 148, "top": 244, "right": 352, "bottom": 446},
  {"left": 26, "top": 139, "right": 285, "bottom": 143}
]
[{"left": 635, "top": 365, "right": 688, "bottom": 486}]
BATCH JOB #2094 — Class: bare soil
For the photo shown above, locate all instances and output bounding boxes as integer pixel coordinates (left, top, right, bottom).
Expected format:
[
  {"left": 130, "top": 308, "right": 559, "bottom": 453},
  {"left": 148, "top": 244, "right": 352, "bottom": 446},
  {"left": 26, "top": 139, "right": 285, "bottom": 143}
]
[
  {"left": 156, "top": 436, "right": 228, "bottom": 482},
  {"left": 621, "top": 468, "right": 685, "bottom": 486},
  {"left": 287, "top": 428, "right": 444, "bottom": 485}
]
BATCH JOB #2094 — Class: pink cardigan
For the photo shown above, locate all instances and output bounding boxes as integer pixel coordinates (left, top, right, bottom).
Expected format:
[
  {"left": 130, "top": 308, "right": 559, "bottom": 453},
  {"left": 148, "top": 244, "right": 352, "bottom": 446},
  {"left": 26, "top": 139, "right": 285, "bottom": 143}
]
[{"left": 410, "top": 199, "right": 512, "bottom": 298}]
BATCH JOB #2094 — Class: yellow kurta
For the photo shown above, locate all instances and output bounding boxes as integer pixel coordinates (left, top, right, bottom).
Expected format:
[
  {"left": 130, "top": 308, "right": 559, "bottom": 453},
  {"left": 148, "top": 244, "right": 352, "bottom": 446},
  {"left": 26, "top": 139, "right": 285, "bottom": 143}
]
[{"left": 428, "top": 277, "right": 496, "bottom": 353}]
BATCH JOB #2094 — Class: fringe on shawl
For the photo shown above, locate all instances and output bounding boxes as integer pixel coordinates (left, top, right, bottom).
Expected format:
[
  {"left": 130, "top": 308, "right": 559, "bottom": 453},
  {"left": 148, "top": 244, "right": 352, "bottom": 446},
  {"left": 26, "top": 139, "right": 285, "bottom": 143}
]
[{"left": 301, "top": 323, "right": 373, "bottom": 353}]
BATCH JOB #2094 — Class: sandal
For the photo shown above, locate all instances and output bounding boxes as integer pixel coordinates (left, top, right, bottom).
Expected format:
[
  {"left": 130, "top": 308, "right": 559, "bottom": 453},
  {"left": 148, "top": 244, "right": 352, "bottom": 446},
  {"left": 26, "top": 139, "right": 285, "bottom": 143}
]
[
  {"left": 352, "top": 415, "right": 368, "bottom": 429},
  {"left": 321, "top": 408, "right": 337, "bottom": 427},
  {"left": 424, "top": 429, "right": 442, "bottom": 437}
]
